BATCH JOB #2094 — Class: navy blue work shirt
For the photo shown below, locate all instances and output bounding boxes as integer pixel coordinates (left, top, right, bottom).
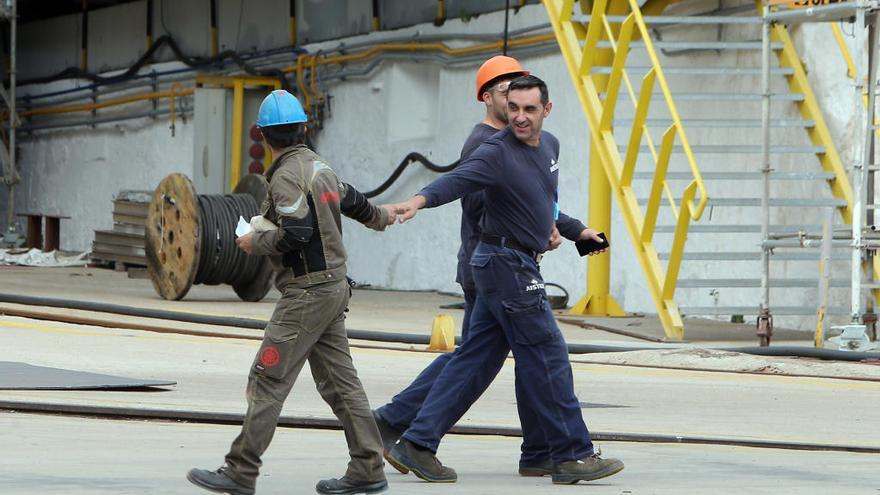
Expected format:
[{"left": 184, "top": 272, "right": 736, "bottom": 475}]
[
  {"left": 456, "top": 123, "right": 499, "bottom": 289},
  {"left": 422, "top": 127, "right": 586, "bottom": 255}
]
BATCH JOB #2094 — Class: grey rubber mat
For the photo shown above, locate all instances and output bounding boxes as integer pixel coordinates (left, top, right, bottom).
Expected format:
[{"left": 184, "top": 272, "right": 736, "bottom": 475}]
[{"left": 0, "top": 362, "right": 176, "bottom": 390}]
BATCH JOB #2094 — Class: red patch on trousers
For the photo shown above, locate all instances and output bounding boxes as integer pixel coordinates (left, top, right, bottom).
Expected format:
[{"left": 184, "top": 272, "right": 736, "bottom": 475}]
[
  {"left": 320, "top": 191, "right": 340, "bottom": 204},
  {"left": 259, "top": 347, "right": 280, "bottom": 367}
]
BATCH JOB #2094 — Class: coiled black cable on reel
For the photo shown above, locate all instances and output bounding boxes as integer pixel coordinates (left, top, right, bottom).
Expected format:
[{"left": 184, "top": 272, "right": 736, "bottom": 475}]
[{"left": 145, "top": 173, "right": 274, "bottom": 302}]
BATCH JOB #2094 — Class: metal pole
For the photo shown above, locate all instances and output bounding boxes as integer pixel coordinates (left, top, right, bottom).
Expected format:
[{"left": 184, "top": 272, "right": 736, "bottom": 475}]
[
  {"left": 866, "top": 11, "right": 878, "bottom": 323},
  {"left": 816, "top": 207, "right": 833, "bottom": 348},
  {"left": 852, "top": 7, "right": 870, "bottom": 322},
  {"left": 5, "top": 0, "right": 15, "bottom": 238},
  {"left": 503, "top": 0, "right": 510, "bottom": 55},
  {"left": 758, "top": 3, "right": 773, "bottom": 346}
]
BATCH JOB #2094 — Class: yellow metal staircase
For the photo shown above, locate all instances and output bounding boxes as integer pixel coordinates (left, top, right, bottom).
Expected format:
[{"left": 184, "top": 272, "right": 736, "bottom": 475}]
[
  {"left": 544, "top": 0, "right": 707, "bottom": 340},
  {"left": 543, "top": 0, "right": 865, "bottom": 340}
]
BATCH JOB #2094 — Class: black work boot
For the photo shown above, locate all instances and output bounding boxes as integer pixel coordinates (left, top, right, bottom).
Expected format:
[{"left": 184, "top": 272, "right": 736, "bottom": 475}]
[
  {"left": 518, "top": 458, "right": 554, "bottom": 477},
  {"left": 187, "top": 467, "right": 254, "bottom": 495},
  {"left": 551, "top": 453, "right": 625, "bottom": 484},
  {"left": 315, "top": 476, "right": 388, "bottom": 495},
  {"left": 386, "top": 438, "right": 457, "bottom": 483}
]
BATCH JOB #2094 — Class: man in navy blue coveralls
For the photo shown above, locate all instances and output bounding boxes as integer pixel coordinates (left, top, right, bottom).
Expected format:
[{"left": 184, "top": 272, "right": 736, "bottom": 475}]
[
  {"left": 386, "top": 75, "right": 625, "bottom": 485},
  {"left": 372, "top": 56, "right": 573, "bottom": 477}
]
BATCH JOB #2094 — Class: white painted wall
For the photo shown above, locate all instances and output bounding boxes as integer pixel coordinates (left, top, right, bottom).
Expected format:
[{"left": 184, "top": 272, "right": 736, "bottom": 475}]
[
  {"left": 9, "top": 1, "right": 867, "bottom": 330},
  {"left": 14, "top": 119, "right": 194, "bottom": 252}
]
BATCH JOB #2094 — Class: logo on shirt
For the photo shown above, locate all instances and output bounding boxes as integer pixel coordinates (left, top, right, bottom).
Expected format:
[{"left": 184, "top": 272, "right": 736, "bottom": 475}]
[
  {"left": 525, "top": 279, "right": 545, "bottom": 291},
  {"left": 550, "top": 158, "right": 559, "bottom": 173}
]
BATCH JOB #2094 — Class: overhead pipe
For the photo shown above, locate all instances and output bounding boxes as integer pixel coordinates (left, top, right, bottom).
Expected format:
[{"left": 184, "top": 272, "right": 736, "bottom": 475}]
[
  {"left": 20, "top": 23, "right": 553, "bottom": 108},
  {"left": 19, "top": 42, "right": 557, "bottom": 133},
  {"left": 19, "top": 107, "right": 188, "bottom": 133}
]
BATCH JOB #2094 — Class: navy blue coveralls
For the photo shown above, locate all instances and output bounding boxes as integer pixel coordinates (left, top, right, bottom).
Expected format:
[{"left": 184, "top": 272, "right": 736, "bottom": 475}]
[{"left": 397, "top": 127, "right": 595, "bottom": 463}]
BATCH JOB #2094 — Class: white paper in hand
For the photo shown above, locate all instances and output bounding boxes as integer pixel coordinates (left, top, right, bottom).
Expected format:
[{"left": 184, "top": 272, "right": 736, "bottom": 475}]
[{"left": 235, "top": 216, "right": 253, "bottom": 238}]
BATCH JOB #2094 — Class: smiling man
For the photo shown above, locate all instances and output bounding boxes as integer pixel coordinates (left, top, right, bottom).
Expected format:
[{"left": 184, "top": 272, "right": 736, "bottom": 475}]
[{"left": 385, "top": 75, "right": 623, "bottom": 486}]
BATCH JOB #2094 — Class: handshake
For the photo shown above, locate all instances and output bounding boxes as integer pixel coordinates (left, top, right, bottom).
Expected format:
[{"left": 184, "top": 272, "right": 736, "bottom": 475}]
[{"left": 378, "top": 196, "right": 427, "bottom": 226}]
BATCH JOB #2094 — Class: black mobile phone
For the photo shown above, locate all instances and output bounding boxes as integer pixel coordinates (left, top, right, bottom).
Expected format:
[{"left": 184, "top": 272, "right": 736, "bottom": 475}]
[{"left": 575, "top": 232, "right": 609, "bottom": 256}]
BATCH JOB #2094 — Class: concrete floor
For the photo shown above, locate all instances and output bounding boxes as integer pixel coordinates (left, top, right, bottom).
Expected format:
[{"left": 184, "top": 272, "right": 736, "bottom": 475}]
[
  {"left": 1, "top": 266, "right": 879, "bottom": 493},
  {"left": 2, "top": 412, "right": 878, "bottom": 495}
]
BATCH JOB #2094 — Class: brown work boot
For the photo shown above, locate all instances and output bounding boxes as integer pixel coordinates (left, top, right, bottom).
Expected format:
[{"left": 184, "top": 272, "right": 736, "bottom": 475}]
[
  {"left": 372, "top": 410, "right": 407, "bottom": 473},
  {"left": 551, "top": 453, "right": 624, "bottom": 484},
  {"left": 386, "top": 438, "right": 457, "bottom": 483}
]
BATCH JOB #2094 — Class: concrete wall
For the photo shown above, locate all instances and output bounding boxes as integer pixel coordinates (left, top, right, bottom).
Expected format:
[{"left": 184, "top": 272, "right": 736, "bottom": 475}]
[
  {"left": 9, "top": 1, "right": 865, "bottom": 330},
  {"left": 13, "top": 119, "right": 194, "bottom": 251}
]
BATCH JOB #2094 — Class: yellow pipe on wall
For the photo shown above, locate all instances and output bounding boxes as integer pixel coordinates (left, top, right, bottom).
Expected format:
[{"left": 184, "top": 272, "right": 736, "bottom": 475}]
[
  {"left": 230, "top": 79, "right": 244, "bottom": 193},
  {"left": 21, "top": 88, "right": 194, "bottom": 117}
]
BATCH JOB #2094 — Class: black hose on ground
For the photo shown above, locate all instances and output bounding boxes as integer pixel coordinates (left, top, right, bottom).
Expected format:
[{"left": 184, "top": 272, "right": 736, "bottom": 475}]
[
  {"left": 2, "top": 293, "right": 880, "bottom": 362},
  {"left": 2, "top": 400, "right": 877, "bottom": 454}
]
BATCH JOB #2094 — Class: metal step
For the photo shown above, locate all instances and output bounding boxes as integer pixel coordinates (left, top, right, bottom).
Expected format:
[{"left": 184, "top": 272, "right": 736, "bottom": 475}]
[
  {"left": 680, "top": 306, "right": 851, "bottom": 316},
  {"left": 622, "top": 144, "right": 824, "bottom": 154},
  {"left": 612, "top": 118, "right": 815, "bottom": 128},
  {"left": 574, "top": 14, "right": 763, "bottom": 25},
  {"left": 632, "top": 171, "right": 835, "bottom": 181},
  {"left": 596, "top": 40, "right": 783, "bottom": 50},
  {"left": 592, "top": 66, "right": 795, "bottom": 76},
  {"left": 657, "top": 251, "right": 852, "bottom": 261},
  {"left": 637, "top": 197, "right": 847, "bottom": 207},
  {"left": 606, "top": 93, "right": 805, "bottom": 102},
  {"left": 677, "top": 278, "right": 860, "bottom": 288},
  {"left": 655, "top": 224, "right": 825, "bottom": 233}
]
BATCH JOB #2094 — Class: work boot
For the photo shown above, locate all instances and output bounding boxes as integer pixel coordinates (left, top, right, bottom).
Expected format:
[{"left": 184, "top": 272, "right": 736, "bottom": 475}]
[
  {"left": 518, "top": 458, "right": 554, "bottom": 477},
  {"left": 386, "top": 438, "right": 457, "bottom": 483},
  {"left": 372, "top": 410, "right": 407, "bottom": 473},
  {"left": 551, "top": 453, "right": 625, "bottom": 485},
  {"left": 315, "top": 476, "right": 388, "bottom": 495},
  {"left": 187, "top": 467, "right": 254, "bottom": 495},
  {"left": 372, "top": 410, "right": 403, "bottom": 454}
]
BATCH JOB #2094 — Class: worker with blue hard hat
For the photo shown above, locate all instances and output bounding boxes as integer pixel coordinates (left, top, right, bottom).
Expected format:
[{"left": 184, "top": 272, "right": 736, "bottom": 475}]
[{"left": 188, "top": 89, "right": 396, "bottom": 495}]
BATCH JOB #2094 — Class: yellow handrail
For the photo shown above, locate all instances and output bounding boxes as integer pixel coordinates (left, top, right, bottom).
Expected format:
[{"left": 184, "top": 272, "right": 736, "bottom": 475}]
[
  {"left": 831, "top": 22, "right": 856, "bottom": 79},
  {"left": 544, "top": 0, "right": 706, "bottom": 339}
]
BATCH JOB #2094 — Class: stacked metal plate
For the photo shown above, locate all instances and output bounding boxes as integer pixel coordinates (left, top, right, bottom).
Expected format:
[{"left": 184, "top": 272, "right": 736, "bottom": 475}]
[{"left": 91, "top": 190, "right": 152, "bottom": 267}]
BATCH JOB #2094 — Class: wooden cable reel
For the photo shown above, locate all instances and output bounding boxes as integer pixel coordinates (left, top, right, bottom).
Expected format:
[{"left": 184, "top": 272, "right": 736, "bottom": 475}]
[{"left": 145, "top": 173, "right": 274, "bottom": 301}]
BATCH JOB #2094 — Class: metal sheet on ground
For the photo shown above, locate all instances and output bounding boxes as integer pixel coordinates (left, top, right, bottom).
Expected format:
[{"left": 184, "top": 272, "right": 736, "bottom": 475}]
[{"left": 0, "top": 362, "right": 175, "bottom": 390}]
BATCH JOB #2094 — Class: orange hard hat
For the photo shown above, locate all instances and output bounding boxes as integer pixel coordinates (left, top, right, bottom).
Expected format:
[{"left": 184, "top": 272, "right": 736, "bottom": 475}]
[{"left": 475, "top": 55, "right": 529, "bottom": 101}]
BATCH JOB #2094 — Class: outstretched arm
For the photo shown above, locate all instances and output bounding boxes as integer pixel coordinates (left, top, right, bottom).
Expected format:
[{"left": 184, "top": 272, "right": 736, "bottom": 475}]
[{"left": 339, "top": 182, "right": 396, "bottom": 231}]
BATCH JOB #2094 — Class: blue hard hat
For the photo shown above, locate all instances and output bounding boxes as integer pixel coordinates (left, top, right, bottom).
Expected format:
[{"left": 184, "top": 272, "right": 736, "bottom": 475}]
[{"left": 257, "top": 90, "right": 308, "bottom": 127}]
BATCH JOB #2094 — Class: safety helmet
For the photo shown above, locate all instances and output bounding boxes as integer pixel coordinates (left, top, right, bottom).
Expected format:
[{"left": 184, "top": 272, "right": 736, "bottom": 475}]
[
  {"left": 475, "top": 55, "right": 529, "bottom": 102},
  {"left": 257, "top": 90, "right": 308, "bottom": 127}
]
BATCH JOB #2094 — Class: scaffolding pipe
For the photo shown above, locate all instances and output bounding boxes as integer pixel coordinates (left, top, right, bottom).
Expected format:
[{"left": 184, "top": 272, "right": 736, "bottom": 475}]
[
  {"left": 816, "top": 207, "right": 834, "bottom": 347},
  {"left": 760, "top": 6, "right": 772, "bottom": 317},
  {"left": 5, "top": 0, "right": 16, "bottom": 237},
  {"left": 763, "top": 1, "right": 867, "bottom": 23},
  {"left": 852, "top": 8, "right": 870, "bottom": 322}
]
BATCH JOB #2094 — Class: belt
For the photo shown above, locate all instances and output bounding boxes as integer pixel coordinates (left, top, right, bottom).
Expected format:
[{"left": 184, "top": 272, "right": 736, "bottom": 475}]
[{"left": 479, "top": 233, "right": 542, "bottom": 262}]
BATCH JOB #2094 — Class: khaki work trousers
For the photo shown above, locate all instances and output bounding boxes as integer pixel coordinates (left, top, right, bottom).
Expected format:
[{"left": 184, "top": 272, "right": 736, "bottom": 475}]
[{"left": 223, "top": 277, "right": 385, "bottom": 489}]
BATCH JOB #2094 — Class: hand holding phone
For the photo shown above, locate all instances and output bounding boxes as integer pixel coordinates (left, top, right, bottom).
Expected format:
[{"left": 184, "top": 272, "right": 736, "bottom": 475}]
[{"left": 575, "top": 232, "right": 609, "bottom": 256}]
